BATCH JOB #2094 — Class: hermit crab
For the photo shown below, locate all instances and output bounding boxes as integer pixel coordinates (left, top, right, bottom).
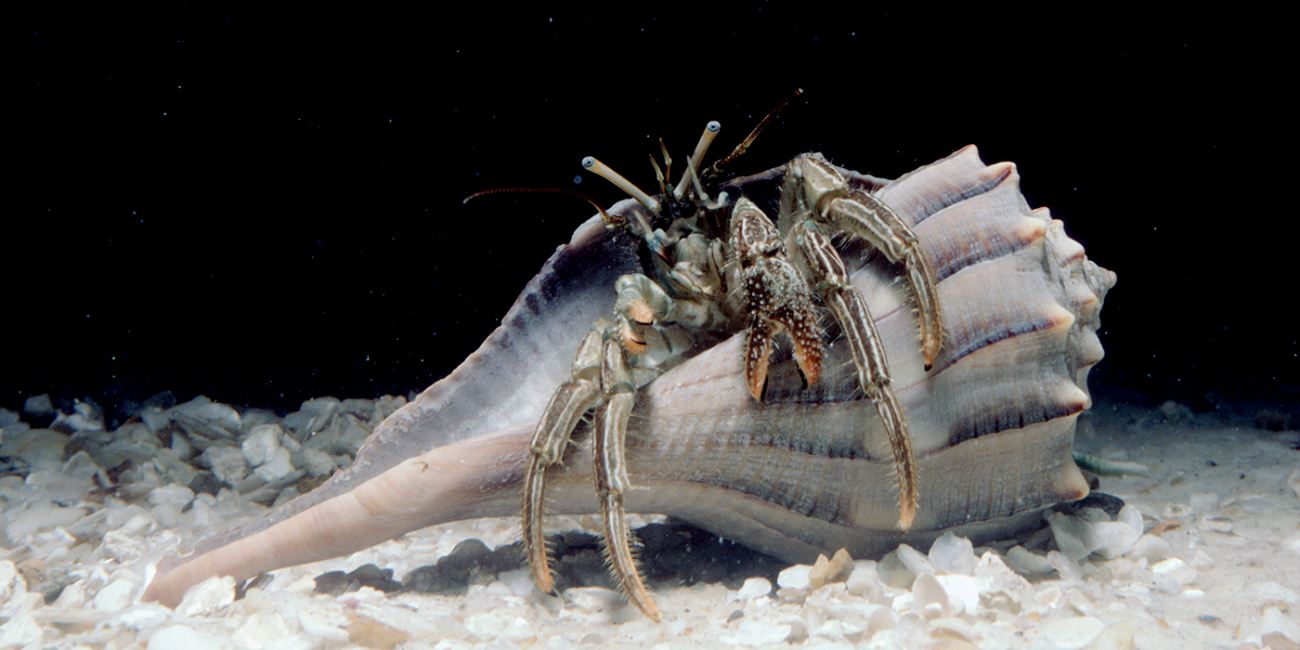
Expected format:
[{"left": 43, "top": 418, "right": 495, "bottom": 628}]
[
  {"left": 145, "top": 95, "right": 1114, "bottom": 623},
  {"left": 510, "top": 91, "right": 940, "bottom": 619}
]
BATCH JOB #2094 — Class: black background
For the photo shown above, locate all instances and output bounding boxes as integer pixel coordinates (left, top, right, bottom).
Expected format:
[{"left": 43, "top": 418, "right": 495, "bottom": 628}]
[{"left": 13, "top": 8, "right": 1295, "bottom": 419}]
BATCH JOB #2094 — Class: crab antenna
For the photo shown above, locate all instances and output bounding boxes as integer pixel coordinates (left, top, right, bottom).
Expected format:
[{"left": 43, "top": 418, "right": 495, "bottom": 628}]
[
  {"left": 582, "top": 156, "right": 661, "bottom": 213},
  {"left": 704, "top": 88, "right": 804, "bottom": 179},
  {"left": 463, "top": 187, "right": 615, "bottom": 225},
  {"left": 673, "top": 120, "right": 721, "bottom": 200}
]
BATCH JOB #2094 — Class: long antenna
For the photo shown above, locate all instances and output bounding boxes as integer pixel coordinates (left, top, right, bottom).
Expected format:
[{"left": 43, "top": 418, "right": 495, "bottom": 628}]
[{"left": 703, "top": 88, "right": 804, "bottom": 179}]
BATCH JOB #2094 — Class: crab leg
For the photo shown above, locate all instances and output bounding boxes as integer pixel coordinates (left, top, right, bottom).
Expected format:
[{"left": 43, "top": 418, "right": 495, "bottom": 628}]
[
  {"left": 523, "top": 330, "right": 604, "bottom": 593},
  {"left": 592, "top": 338, "right": 659, "bottom": 620},
  {"left": 790, "top": 223, "right": 918, "bottom": 531},
  {"left": 524, "top": 328, "right": 660, "bottom": 617},
  {"left": 785, "top": 156, "right": 944, "bottom": 369}
]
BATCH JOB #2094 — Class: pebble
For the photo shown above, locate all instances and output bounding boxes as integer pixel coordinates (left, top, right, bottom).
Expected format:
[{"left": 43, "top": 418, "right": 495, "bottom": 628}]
[
  {"left": 1046, "top": 504, "right": 1143, "bottom": 560},
  {"left": 170, "top": 395, "right": 242, "bottom": 432},
  {"left": 732, "top": 619, "right": 792, "bottom": 646},
  {"left": 252, "top": 446, "right": 296, "bottom": 482},
  {"left": 1128, "top": 534, "right": 1173, "bottom": 562},
  {"left": 1005, "top": 545, "right": 1055, "bottom": 574},
  {"left": 241, "top": 423, "right": 283, "bottom": 467},
  {"left": 147, "top": 484, "right": 195, "bottom": 509},
  {"left": 0, "top": 426, "right": 69, "bottom": 471},
  {"left": 1043, "top": 616, "right": 1104, "bottom": 649},
  {"left": 807, "top": 548, "right": 854, "bottom": 589},
  {"left": 147, "top": 625, "right": 225, "bottom": 650},
  {"left": 928, "top": 531, "right": 976, "bottom": 575},
  {"left": 1150, "top": 557, "right": 1197, "bottom": 592},
  {"left": 53, "top": 399, "right": 105, "bottom": 431},
  {"left": 92, "top": 578, "right": 137, "bottom": 612},
  {"left": 912, "top": 572, "right": 952, "bottom": 619},
  {"left": 22, "top": 393, "right": 54, "bottom": 417},
  {"left": 175, "top": 575, "right": 235, "bottom": 618},
  {"left": 198, "top": 445, "right": 247, "bottom": 484},
  {"left": 778, "top": 563, "right": 813, "bottom": 590},
  {"left": 736, "top": 576, "right": 772, "bottom": 600}
]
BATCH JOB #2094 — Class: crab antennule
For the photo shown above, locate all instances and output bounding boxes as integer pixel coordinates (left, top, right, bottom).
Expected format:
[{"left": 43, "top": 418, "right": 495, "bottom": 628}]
[
  {"left": 582, "top": 156, "right": 660, "bottom": 214},
  {"left": 673, "top": 120, "right": 721, "bottom": 199}
]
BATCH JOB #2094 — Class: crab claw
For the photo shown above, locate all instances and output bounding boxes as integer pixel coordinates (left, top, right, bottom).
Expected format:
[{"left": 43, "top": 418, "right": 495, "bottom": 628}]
[{"left": 731, "top": 197, "right": 823, "bottom": 400}]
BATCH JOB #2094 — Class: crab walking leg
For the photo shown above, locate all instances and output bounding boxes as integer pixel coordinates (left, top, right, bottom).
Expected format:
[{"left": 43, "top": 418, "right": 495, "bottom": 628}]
[
  {"left": 593, "top": 339, "right": 660, "bottom": 621},
  {"left": 824, "top": 189, "right": 943, "bottom": 369},
  {"left": 791, "top": 223, "right": 918, "bottom": 531},
  {"left": 730, "top": 197, "right": 823, "bottom": 399},
  {"left": 786, "top": 156, "right": 943, "bottom": 369},
  {"left": 523, "top": 330, "right": 605, "bottom": 593}
]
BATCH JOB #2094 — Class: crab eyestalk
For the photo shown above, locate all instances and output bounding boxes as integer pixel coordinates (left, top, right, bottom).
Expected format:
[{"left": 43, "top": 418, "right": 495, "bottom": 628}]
[{"left": 673, "top": 120, "right": 721, "bottom": 200}]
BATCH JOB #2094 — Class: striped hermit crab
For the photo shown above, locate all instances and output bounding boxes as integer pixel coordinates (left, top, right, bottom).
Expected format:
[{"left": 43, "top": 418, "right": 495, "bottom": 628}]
[
  {"left": 145, "top": 94, "right": 1113, "bottom": 623},
  {"left": 511, "top": 91, "right": 940, "bottom": 619}
]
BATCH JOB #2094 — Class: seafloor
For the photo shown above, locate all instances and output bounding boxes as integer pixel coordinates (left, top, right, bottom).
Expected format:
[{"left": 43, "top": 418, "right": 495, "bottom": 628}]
[{"left": 1, "top": 394, "right": 1297, "bottom": 650}]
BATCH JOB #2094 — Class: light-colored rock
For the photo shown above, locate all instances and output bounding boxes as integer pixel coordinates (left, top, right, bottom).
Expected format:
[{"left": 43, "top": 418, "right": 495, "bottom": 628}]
[
  {"left": 1150, "top": 557, "right": 1197, "bottom": 592},
  {"left": 147, "top": 484, "right": 195, "bottom": 509},
  {"left": 911, "top": 572, "right": 951, "bottom": 619},
  {"left": 1047, "top": 504, "right": 1143, "bottom": 560},
  {"left": 294, "top": 446, "right": 336, "bottom": 478},
  {"left": 252, "top": 447, "right": 295, "bottom": 482},
  {"left": 732, "top": 619, "right": 792, "bottom": 647},
  {"left": 0, "top": 426, "right": 68, "bottom": 470},
  {"left": 894, "top": 543, "right": 934, "bottom": 577},
  {"left": 929, "top": 532, "right": 976, "bottom": 576},
  {"left": 808, "top": 548, "right": 854, "bottom": 589},
  {"left": 198, "top": 445, "right": 247, "bottom": 484},
  {"left": 147, "top": 625, "right": 225, "bottom": 650},
  {"left": 54, "top": 399, "right": 105, "bottom": 431},
  {"left": 22, "top": 393, "right": 54, "bottom": 416},
  {"left": 298, "top": 607, "right": 350, "bottom": 642},
  {"left": 1254, "top": 581, "right": 1299, "bottom": 605},
  {"left": 169, "top": 395, "right": 242, "bottom": 432},
  {"left": 1128, "top": 534, "right": 1173, "bottom": 562},
  {"left": 93, "top": 578, "right": 137, "bottom": 612},
  {"left": 845, "top": 561, "right": 882, "bottom": 599},
  {"left": 286, "top": 397, "right": 340, "bottom": 439},
  {"left": 564, "top": 586, "right": 624, "bottom": 612},
  {"left": 1005, "top": 546, "right": 1054, "bottom": 574},
  {"left": 374, "top": 395, "right": 406, "bottom": 424},
  {"left": 777, "top": 563, "right": 812, "bottom": 590},
  {"left": 1082, "top": 621, "right": 1135, "bottom": 650},
  {"left": 737, "top": 576, "right": 772, "bottom": 600},
  {"left": 175, "top": 575, "right": 234, "bottom": 618},
  {"left": 241, "top": 424, "right": 283, "bottom": 467},
  {"left": 1044, "top": 616, "right": 1104, "bottom": 649},
  {"left": 1261, "top": 606, "right": 1300, "bottom": 647}
]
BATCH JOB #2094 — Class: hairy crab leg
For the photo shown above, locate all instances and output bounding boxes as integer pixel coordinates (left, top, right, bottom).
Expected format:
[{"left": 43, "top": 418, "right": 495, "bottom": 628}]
[
  {"left": 592, "top": 339, "right": 659, "bottom": 620},
  {"left": 784, "top": 156, "right": 944, "bottom": 369},
  {"left": 523, "top": 330, "right": 605, "bottom": 593},
  {"left": 789, "top": 222, "right": 917, "bottom": 531}
]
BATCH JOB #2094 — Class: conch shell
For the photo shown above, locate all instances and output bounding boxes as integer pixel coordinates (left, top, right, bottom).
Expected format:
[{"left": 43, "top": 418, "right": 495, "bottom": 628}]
[{"left": 145, "top": 145, "right": 1114, "bottom": 607}]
